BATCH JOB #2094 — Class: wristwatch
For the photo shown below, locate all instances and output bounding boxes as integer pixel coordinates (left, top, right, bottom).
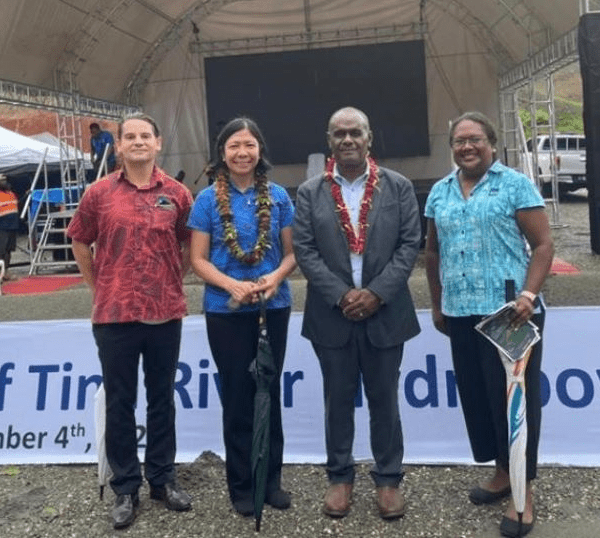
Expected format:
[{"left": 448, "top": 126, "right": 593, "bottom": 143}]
[{"left": 519, "top": 290, "right": 539, "bottom": 307}]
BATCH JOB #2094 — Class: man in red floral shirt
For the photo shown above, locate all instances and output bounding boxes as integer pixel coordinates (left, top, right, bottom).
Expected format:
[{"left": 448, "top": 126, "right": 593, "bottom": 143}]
[{"left": 68, "top": 113, "right": 193, "bottom": 529}]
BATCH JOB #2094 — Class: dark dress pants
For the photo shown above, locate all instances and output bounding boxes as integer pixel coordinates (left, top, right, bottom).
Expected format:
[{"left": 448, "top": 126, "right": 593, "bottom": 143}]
[
  {"left": 0, "top": 229, "right": 16, "bottom": 267},
  {"left": 206, "top": 307, "right": 290, "bottom": 503},
  {"left": 447, "top": 311, "right": 544, "bottom": 481},
  {"left": 92, "top": 320, "right": 182, "bottom": 495},
  {"left": 312, "top": 321, "right": 405, "bottom": 487}
]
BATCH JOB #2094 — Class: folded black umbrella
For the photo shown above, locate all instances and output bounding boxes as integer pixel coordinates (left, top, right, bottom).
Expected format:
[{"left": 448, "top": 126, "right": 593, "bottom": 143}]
[{"left": 248, "top": 294, "right": 277, "bottom": 532}]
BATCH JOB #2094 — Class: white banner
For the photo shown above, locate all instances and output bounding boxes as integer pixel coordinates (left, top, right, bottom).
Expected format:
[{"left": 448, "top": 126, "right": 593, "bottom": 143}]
[{"left": 1, "top": 308, "right": 599, "bottom": 466}]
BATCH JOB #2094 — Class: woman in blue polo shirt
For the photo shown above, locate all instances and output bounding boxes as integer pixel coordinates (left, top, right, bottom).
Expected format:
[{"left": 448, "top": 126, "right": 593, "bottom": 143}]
[
  {"left": 188, "top": 117, "right": 296, "bottom": 517},
  {"left": 424, "top": 112, "right": 554, "bottom": 538}
]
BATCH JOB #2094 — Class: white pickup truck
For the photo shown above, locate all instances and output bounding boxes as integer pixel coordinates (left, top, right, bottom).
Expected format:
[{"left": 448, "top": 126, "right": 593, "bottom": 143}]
[{"left": 525, "top": 134, "right": 587, "bottom": 196}]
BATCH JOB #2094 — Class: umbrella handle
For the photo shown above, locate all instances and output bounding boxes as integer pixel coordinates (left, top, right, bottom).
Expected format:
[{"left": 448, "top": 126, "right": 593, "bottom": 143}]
[{"left": 259, "top": 292, "right": 267, "bottom": 326}]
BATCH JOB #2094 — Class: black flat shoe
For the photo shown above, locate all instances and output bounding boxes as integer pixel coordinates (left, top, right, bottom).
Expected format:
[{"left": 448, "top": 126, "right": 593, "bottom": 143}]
[
  {"left": 500, "top": 510, "right": 536, "bottom": 537},
  {"left": 265, "top": 489, "right": 291, "bottom": 510},
  {"left": 232, "top": 497, "right": 254, "bottom": 517},
  {"left": 469, "top": 485, "right": 511, "bottom": 505}
]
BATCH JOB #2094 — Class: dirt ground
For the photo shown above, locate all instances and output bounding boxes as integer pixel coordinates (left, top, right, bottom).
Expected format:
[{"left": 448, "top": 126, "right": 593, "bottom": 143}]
[{"left": 1, "top": 190, "right": 599, "bottom": 537}]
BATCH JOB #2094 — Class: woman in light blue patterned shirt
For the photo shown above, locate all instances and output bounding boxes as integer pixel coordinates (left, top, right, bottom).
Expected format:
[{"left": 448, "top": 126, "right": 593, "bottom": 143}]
[{"left": 424, "top": 112, "right": 554, "bottom": 538}]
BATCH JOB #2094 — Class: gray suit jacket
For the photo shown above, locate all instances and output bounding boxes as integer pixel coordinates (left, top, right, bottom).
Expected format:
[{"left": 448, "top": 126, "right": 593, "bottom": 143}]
[{"left": 292, "top": 166, "right": 421, "bottom": 348}]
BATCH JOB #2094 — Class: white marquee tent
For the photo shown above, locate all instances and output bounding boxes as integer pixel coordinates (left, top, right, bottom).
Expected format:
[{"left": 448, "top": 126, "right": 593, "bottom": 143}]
[
  {"left": 29, "top": 132, "right": 92, "bottom": 165},
  {"left": 0, "top": 125, "right": 65, "bottom": 174},
  {"left": 0, "top": 1, "right": 592, "bottom": 188}
]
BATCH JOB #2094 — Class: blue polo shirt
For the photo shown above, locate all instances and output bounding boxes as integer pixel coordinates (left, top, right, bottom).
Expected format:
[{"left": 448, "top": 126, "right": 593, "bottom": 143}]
[
  {"left": 91, "top": 130, "right": 116, "bottom": 167},
  {"left": 187, "top": 180, "right": 294, "bottom": 313},
  {"left": 424, "top": 161, "right": 544, "bottom": 316}
]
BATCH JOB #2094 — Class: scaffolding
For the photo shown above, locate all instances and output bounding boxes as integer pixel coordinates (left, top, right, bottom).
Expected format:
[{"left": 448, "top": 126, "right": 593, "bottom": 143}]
[
  {"left": 55, "top": 73, "right": 88, "bottom": 208},
  {"left": 2, "top": 73, "right": 138, "bottom": 274},
  {"left": 498, "top": 26, "right": 580, "bottom": 228},
  {"left": 188, "top": 22, "right": 428, "bottom": 57},
  {"left": 0, "top": 77, "right": 137, "bottom": 119},
  {"left": 499, "top": 0, "right": 600, "bottom": 228}
]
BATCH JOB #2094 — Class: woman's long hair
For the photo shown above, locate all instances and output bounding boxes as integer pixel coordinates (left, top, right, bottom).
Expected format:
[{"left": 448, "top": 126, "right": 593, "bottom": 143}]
[{"left": 205, "top": 117, "right": 272, "bottom": 180}]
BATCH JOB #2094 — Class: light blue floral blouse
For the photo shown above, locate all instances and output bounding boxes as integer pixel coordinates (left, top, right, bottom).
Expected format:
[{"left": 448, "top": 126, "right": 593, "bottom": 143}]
[{"left": 424, "top": 160, "right": 544, "bottom": 316}]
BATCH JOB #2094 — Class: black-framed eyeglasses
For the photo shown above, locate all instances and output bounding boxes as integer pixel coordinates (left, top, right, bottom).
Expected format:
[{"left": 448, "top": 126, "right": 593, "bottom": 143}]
[{"left": 451, "top": 136, "right": 488, "bottom": 148}]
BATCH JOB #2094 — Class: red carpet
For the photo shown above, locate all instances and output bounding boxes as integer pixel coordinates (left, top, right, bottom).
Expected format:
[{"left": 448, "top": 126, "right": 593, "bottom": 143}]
[
  {"left": 1, "top": 275, "right": 83, "bottom": 295},
  {"left": 550, "top": 257, "right": 580, "bottom": 275}
]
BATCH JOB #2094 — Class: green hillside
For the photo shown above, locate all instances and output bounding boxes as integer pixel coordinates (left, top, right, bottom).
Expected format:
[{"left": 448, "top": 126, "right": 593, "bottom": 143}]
[{"left": 519, "top": 63, "right": 583, "bottom": 138}]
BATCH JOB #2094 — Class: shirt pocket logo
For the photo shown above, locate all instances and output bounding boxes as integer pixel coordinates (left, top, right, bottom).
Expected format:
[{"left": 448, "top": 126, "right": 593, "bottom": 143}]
[{"left": 155, "top": 195, "right": 175, "bottom": 210}]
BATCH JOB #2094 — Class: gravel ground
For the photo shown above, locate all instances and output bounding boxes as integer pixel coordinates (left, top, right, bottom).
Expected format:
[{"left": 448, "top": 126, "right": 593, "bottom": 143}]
[
  {"left": 1, "top": 453, "right": 600, "bottom": 538},
  {"left": 1, "top": 190, "right": 599, "bottom": 537}
]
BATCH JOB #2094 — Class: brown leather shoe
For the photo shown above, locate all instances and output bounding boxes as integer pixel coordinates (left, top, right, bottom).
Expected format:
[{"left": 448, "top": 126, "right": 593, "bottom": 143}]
[
  {"left": 323, "top": 483, "right": 353, "bottom": 518},
  {"left": 376, "top": 486, "right": 405, "bottom": 520}
]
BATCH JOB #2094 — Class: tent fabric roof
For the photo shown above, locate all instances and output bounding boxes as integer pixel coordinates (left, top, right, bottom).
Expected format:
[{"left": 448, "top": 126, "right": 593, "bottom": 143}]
[
  {"left": 0, "top": 1, "right": 585, "bottom": 186},
  {"left": 30, "top": 132, "right": 92, "bottom": 163},
  {"left": 0, "top": 127, "right": 91, "bottom": 176},
  {"left": 0, "top": 0, "right": 579, "bottom": 101},
  {"left": 0, "top": 1, "right": 580, "bottom": 104},
  {"left": 0, "top": 125, "right": 65, "bottom": 174}
]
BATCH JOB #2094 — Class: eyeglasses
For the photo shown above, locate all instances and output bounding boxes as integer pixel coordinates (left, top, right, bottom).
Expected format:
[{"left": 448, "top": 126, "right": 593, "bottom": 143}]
[{"left": 451, "top": 137, "right": 488, "bottom": 148}]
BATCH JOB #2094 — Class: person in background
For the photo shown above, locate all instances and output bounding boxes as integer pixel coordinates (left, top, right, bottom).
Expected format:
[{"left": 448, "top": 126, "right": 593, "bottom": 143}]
[
  {"left": 424, "top": 111, "right": 554, "bottom": 538},
  {"left": 68, "top": 113, "right": 193, "bottom": 529},
  {"left": 90, "top": 122, "right": 117, "bottom": 178},
  {"left": 188, "top": 117, "right": 296, "bottom": 517},
  {"left": 292, "top": 107, "right": 421, "bottom": 520},
  {"left": 0, "top": 174, "right": 19, "bottom": 281}
]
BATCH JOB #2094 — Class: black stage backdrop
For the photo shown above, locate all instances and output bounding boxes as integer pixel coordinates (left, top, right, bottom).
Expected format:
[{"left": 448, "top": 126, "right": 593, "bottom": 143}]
[
  {"left": 204, "top": 40, "right": 430, "bottom": 164},
  {"left": 579, "top": 13, "right": 600, "bottom": 254}
]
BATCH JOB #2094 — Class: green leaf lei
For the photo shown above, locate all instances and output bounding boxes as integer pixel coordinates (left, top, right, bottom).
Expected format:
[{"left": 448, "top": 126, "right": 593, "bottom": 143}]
[{"left": 215, "top": 171, "right": 272, "bottom": 265}]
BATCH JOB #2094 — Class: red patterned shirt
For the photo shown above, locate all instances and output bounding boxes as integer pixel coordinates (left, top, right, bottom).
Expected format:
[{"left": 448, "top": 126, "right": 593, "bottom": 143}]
[{"left": 67, "top": 167, "right": 193, "bottom": 324}]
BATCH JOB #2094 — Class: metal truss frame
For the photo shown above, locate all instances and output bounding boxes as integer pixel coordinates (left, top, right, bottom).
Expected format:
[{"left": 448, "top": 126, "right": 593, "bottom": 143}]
[
  {"left": 0, "top": 78, "right": 138, "bottom": 120},
  {"left": 188, "top": 21, "right": 428, "bottom": 57}
]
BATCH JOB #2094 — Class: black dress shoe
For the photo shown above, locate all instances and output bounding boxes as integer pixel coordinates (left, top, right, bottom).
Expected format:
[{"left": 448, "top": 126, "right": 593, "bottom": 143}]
[
  {"left": 112, "top": 492, "right": 139, "bottom": 529},
  {"left": 469, "top": 485, "right": 511, "bottom": 505},
  {"left": 150, "top": 482, "right": 192, "bottom": 511},
  {"left": 232, "top": 497, "right": 254, "bottom": 517},
  {"left": 265, "top": 489, "right": 291, "bottom": 509},
  {"left": 500, "top": 510, "right": 536, "bottom": 537}
]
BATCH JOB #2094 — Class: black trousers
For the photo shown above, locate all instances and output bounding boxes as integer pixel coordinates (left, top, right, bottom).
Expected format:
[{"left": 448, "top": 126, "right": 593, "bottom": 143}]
[
  {"left": 0, "top": 229, "right": 16, "bottom": 267},
  {"left": 206, "top": 307, "right": 290, "bottom": 502},
  {"left": 312, "top": 321, "right": 405, "bottom": 487},
  {"left": 92, "top": 320, "right": 182, "bottom": 495},
  {"left": 447, "top": 311, "right": 545, "bottom": 481}
]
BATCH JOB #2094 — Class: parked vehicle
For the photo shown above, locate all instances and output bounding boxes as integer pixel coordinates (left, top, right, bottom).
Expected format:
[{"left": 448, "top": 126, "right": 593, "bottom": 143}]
[{"left": 525, "top": 134, "right": 586, "bottom": 196}]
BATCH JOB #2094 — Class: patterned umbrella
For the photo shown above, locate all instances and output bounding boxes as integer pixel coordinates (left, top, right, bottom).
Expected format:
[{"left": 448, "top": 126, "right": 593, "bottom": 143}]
[
  {"left": 499, "top": 347, "right": 532, "bottom": 535},
  {"left": 476, "top": 281, "right": 540, "bottom": 536},
  {"left": 498, "top": 279, "right": 534, "bottom": 536},
  {"left": 248, "top": 295, "right": 277, "bottom": 532}
]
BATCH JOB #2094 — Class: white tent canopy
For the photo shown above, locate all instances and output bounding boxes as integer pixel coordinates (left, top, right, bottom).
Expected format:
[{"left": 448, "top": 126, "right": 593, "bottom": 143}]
[
  {"left": 0, "top": 125, "right": 65, "bottom": 174},
  {"left": 0, "top": 1, "right": 588, "bottom": 188},
  {"left": 30, "top": 132, "right": 92, "bottom": 165}
]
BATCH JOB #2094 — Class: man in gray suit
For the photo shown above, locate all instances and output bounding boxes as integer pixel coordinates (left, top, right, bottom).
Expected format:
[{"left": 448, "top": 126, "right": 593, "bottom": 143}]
[{"left": 293, "top": 107, "right": 421, "bottom": 520}]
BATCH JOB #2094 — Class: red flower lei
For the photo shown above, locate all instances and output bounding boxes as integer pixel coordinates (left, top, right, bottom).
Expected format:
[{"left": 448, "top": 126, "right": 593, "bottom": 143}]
[
  {"left": 215, "top": 171, "right": 272, "bottom": 265},
  {"left": 325, "top": 156, "right": 379, "bottom": 254}
]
